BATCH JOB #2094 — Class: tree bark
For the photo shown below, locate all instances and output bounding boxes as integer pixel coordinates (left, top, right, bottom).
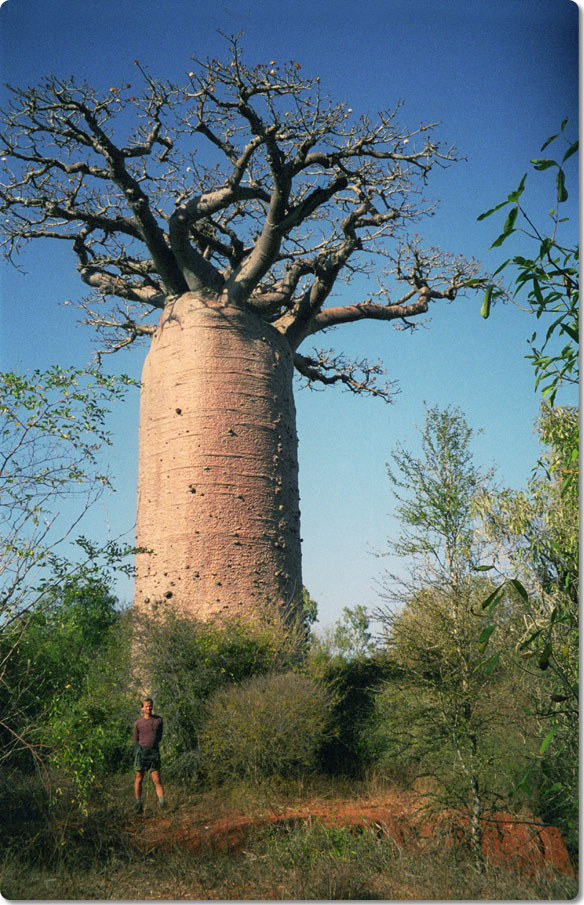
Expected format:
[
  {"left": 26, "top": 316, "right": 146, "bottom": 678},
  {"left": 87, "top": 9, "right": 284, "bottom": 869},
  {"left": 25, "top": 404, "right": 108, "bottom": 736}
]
[{"left": 134, "top": 292, "right": 303, "bottom": 621}]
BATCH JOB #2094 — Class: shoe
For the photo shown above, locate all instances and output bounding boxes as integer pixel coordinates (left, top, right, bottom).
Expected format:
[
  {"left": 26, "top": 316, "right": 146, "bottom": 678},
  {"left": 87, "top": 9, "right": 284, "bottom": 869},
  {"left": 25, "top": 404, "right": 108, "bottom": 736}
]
[{"left": 134, "top": 799, "right": 143, "bottom": 814}]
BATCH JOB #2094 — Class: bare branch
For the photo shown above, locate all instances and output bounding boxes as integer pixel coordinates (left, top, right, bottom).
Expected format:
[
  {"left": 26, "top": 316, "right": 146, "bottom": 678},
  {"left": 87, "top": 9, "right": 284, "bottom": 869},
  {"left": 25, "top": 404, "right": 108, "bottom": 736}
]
[
  {"left": 294, "top": 349, "right": 398, "bottom": 401},
  {"left": 310, "top": 288, "right": 432, "bottom": 333},
  {"left": 0, "top": 40, "right": 487, "bottom": 365}
]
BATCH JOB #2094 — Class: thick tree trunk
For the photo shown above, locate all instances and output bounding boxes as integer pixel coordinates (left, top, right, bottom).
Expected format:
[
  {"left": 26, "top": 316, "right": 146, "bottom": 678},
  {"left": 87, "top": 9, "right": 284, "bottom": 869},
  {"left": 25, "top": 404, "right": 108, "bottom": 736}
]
[{"left": 133, "top": 292, "right": 303, "bottom": 621}]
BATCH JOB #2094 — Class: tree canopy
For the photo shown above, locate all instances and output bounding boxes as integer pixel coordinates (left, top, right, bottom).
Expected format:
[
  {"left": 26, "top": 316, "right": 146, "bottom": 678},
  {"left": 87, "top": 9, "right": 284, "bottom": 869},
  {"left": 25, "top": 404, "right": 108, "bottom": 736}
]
[{"left": 0, "top": 36, "right": 482, "bottom": 395}]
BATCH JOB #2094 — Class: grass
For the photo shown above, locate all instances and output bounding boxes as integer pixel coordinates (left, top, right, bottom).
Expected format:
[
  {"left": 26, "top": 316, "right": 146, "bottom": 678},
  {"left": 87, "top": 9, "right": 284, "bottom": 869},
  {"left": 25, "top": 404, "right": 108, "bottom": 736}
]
[{"left": 1, "top": 772, "right": 578, "bottom": 900}]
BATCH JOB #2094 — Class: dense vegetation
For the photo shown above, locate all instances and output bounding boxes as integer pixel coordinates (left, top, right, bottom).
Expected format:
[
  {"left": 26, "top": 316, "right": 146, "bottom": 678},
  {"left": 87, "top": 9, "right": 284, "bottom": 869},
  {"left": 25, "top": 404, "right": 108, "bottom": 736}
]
[{"left": 1, "top": 394, "right": 577, "bottom": 898}]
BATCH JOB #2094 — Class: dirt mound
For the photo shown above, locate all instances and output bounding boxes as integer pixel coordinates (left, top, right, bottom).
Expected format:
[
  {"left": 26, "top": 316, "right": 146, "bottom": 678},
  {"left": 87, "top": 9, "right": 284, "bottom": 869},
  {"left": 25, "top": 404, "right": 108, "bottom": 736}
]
[{"left": 128, "top": 793, "right": 574, "bottom": 878}]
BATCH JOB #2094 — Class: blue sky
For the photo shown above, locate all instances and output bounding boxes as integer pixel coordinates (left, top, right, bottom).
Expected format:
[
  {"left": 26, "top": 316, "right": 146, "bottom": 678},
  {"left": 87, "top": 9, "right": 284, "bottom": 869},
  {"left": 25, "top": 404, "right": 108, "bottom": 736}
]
[{"left": 0, "top": 0, "right": 579, "bottom": 626}]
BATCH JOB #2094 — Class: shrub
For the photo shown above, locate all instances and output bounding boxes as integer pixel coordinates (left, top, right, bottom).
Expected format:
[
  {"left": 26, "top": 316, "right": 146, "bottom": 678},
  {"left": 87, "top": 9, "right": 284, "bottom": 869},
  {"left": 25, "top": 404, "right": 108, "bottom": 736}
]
[
  {"left": 1, "top": 577, "right": 130, "bottom": 780},
  {"left": 134, "top": 602, "right": 309, "bottom": 778},
  {"left": 47, "top": 611, "right": 137, "bottom": 804},
  {"left": 363, "top": 673, "right": 538, "bottom": 812},
  {"left": 199, "top": 672, "right": 335, "bottom": 783},
  {"left": 309, "top": 652, "right": 398, "bottom": 776}
]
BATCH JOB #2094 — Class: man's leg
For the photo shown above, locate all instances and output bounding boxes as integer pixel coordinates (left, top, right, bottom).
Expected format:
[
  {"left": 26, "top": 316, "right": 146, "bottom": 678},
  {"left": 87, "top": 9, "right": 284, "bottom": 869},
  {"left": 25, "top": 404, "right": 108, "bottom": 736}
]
[
  {"left": 134, "top": 770, "right": 144, "bottom": 812},
  {"left": 151, "top": 769, "right": 165, "bottom": 806}
]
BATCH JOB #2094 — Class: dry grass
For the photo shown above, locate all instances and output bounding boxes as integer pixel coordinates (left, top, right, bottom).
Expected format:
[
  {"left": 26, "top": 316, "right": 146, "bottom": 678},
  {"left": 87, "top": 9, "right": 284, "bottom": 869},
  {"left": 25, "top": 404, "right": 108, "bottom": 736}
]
[{"left": 1, "top": 773, "right": 577, "bottom": 901}]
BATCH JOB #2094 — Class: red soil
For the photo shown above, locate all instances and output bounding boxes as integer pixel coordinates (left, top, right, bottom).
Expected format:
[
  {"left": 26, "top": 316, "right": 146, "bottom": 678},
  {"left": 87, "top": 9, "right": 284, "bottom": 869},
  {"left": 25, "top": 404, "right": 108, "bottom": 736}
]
[{"left": 127, "top": 792, "right": 574, "bottom": 878}]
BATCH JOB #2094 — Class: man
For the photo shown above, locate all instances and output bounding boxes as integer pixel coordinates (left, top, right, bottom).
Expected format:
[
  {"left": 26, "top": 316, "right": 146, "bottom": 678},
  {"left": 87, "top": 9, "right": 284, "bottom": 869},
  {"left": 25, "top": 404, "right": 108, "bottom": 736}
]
[{"left": 133, "top": 697, "right": 165, "bottom": 813}]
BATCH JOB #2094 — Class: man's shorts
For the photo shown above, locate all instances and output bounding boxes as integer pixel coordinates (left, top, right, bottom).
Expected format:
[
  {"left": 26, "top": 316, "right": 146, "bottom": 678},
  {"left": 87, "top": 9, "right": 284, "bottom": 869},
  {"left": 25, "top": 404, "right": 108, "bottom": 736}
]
[{"left": 134, "top": 745, "right": 161, "bottom": 772}]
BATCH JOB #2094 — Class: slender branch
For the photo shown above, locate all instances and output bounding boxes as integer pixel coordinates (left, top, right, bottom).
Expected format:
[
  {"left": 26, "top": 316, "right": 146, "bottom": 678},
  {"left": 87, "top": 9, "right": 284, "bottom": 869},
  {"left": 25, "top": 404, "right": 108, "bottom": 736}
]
[{"left": 294, "top": 349, "right": 398, "bottom": 401}]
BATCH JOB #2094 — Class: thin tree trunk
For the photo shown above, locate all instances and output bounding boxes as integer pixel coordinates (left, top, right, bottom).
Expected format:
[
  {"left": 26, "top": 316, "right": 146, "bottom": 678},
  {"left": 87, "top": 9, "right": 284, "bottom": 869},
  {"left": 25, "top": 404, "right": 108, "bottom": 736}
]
[
  {"left": 134, "top": 292, "right": 303, "bottom": 621},
  {"left": 468, "top": 770, "right": 485, "bottom": 873}
]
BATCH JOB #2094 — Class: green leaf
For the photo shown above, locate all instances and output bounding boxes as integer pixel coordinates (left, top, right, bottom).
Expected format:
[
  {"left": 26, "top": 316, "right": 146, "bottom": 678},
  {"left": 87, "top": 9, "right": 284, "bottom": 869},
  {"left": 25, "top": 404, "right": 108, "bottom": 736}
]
[
  {"left": 485, "top": 650, "right": 501, "bottom": 673},
  {"left": 562, "top": 140, "right": 578, "bottom": 163},
  {"left": 480, "top": 285, "right": 493, "bottom": 319},
  {"left": 477, "top": 199, "right": 510, "bottom": 221},
  {"left": 556, "top": 168, "right": 568, "bottom": 203},
  {"left": 492, "top": 259, "right": 510, "bottom": 277},
  {"left": 473, "top": 651, "right": 501, "bottom": 675},
  {"left": 513, "top": 771, "right": 533, "bottom": 796},
  {"left": 540, "top": 133, "right": 559, "bottom": 152},
  {"left": 490, "top": 229, "right": 515, "bottom": 249},
  {"left": 475, "top": 564, "right": 495, "bottom": 572},
  {"left": 530, "top": 158, "right": 557, "bottom": 171},
  {"left": 507, "top": 174, "right": 527, "bottom": 202},
  {"left": 519, "top": 628, "right": 542, "bottom": 651},
  {"left": 539, "top": 727, "right": 558, "bottom": 755},
  {"left": 545, "top": 782, "right": 565, "bottom": 795},
  {"left": 479, "top": 624, "right": 496, "bottom": 645},
  {"left": 508, "top": 578, "right": 528, "bottom": 601},
  {"left": 562, "top": 324, "right": 579, "bottom": 342},
  {"left": 481, "top": 583, "right": 505, "bottom": 611},
  {"left": 503, "top": 206, "right": 518, "bottom": 233},
  {"left": 532, "top": 278, "right": 545, "bottom": 307}
]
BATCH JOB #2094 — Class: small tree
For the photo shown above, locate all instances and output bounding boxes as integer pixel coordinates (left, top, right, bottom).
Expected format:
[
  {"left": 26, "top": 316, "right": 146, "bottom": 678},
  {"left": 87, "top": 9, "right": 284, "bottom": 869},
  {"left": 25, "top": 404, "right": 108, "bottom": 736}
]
[
  {"left": 374, "top": 405, "right": 525, "bottom": 867},
  {"left": 312, "top": 604, "right": 377, "bottom": 662},
  {"left": 332, "top": 605, "right": 377, "bottom": 660},
  {"left": 0, "top": 366, "right": 135, "bottom": 774},
  {"left": 0, "top": 366, "right": 136, "bottom": 625},
  {"left": 477, "top": 405, "right": 578, "bottom": 851}
]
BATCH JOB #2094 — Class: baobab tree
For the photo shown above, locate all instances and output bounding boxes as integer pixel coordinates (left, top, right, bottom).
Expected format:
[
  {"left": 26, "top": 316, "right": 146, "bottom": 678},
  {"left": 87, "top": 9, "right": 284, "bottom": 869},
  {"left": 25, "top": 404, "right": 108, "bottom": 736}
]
[{"left": 0, "top": 37, "right": 483, "bottom": 621}]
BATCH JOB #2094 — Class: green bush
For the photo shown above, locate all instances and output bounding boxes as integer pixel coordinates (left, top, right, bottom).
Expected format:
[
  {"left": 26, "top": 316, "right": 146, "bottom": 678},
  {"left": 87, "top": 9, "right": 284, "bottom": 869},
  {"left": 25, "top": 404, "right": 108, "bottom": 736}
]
[
  {"left": 47, "top": 611, "right": 137, "bottom": 804},
  {"left": 308, "top": 652, "right": 398, "bottom": 776},
  {"left": 358, "top": 678, "right": 436, "bottom": 784},
  {"left": 363, "top": 673, "right": 538, "bottom": 811},
  {"left": 134, "top": 603, "right": 308, "bottom": 778},
  {"left": 199, "top": 672, "right": 335, "bottom": 783},
  {"left": 0, "top": 577, "right": 125, "bottom": 774}
]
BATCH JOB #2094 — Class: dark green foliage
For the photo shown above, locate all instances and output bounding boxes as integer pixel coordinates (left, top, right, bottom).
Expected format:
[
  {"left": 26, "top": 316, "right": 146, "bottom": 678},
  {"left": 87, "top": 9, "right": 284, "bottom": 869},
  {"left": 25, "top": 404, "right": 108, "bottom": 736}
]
[
  {"left": 0, "top": 364, "right": 138, "bottom": 785},
  {"left": 312, "top": 653, "right": 398, "bottom": 776},
  {"left": 14, "top": 577, "right": 119, "bottom": 689},
  {"left": 478, "top": 406, "right": 579, "bottom": 860},
  {"left": 0, "top": 577, "right": 123, "bottom": 773},
  {"left": 0, "top": 774, "right": 134, "bottom": 892},
  {"left": 363, "top": 667, "right": 535, "bottom": 806},
  {"left": 47, "top": 610, "right": 137, "bottom": 800}
]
